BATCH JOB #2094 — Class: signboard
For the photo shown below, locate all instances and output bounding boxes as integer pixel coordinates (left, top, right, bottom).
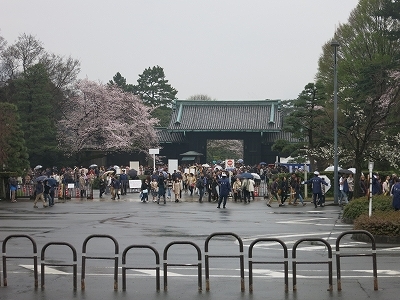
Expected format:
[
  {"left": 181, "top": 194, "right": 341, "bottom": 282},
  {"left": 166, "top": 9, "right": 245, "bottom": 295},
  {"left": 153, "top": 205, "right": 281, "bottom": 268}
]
[
  {"left": 168, "top": 159, "right": 179, "bottom": 174},
  {"left": 129, "top": 180, "right": 142, "bottom": 189},
  {"left": 129, "top": 161, "right": 140, "bottom": 172},
  {"left": 225, "top": 159, "right": 235, "bottom": 169},
  {"left": 67, "top": 183, "right": 75, "bottom": 189},
  {"left": 149, "top": 148, "right": 159, "bottom": 155}
]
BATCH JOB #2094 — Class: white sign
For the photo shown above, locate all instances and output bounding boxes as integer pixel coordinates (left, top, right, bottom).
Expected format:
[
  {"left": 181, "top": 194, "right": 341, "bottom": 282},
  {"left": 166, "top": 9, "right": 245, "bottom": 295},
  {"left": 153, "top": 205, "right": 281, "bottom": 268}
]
[
  {"left": 168, "top": 159, "right": 179, "bottom": 174},
  {"left": 149, "top": 148, "right": 159, "bottom": 155},
  {"left": 67, "top": 183, "right": 75, "bottom": 189},
  {"left": 129, "top": 180, "right": 142, "bottom": 189},
  {"left": 130, "top": 161, "right": 140, "bottom": 171}
]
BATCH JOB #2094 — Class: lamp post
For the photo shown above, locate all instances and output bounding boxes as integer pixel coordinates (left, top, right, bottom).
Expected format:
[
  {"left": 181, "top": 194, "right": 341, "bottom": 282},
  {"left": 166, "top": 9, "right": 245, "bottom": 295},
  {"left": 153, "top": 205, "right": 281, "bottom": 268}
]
[
  {"left": 368, "top": 161, "right": 374, "bottom": 217},
  {"left": 331, "top": 40, "right": 339, "bottom": 204}
]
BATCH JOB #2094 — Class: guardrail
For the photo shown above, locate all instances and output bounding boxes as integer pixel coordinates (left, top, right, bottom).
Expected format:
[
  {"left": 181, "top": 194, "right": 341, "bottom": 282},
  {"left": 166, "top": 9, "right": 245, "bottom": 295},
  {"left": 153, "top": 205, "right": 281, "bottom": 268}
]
[
  {"left": 1, "top": 231, "right": 379, "bottom": 295},
  {"left": 122, "top": 244, "right": 160, "bottom": 291},
  {"left": 248, "top": 238, "right": 289, "bottom": 293},
  {"left": 81, "top": 234, "right": 119, "bottom": 290},
  {"left": 292, "top": 238, "right": 333, "bottom": 292},
  {"left": 336, "top": 230, "right": 378, "bottom": 291},
  {"left": 40, "top": 242, "right": 77, "bottom": 290}
]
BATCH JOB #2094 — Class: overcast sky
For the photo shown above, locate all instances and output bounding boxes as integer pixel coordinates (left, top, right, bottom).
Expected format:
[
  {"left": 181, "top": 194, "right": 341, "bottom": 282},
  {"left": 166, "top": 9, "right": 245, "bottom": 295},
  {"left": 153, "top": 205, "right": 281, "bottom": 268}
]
[{"left": 1, "top": 0, "right": 359, "bottom": 101}]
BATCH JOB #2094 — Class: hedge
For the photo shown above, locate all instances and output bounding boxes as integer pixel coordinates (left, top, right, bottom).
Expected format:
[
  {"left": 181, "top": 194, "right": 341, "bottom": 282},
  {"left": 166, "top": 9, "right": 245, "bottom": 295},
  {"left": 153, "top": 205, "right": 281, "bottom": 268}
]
[
  {"left": 354, "top": 211, "right": 400, "bottom": 237},
  {"left": 342, "top": 195, "right": 393, "bottom": 222}
]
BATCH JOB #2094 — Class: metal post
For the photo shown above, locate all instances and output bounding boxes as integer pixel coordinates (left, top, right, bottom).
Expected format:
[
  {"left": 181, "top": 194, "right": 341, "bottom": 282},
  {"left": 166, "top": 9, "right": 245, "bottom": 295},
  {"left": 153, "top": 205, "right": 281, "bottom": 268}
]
[{"left": 331, "top": 40, "right": 340, "bottom": 204}]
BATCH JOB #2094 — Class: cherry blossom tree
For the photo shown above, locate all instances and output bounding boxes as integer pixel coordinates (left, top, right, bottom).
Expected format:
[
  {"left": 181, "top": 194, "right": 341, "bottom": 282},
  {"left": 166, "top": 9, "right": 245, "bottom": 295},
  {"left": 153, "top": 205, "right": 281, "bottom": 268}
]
[{"left": 58, "top": 79, "right": 160, "bottom": 158}]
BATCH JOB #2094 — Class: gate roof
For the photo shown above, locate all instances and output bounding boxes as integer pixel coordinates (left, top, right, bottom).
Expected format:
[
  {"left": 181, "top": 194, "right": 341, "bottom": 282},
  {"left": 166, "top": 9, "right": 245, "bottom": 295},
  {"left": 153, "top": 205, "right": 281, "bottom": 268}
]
[{"left": 167, "top": 100, "right": 282, "bottom": 132}]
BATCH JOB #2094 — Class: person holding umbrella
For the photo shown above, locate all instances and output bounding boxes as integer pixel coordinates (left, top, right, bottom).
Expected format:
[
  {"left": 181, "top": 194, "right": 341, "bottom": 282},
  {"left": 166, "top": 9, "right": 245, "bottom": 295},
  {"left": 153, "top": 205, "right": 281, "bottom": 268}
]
[
  {"left": 303, "top": 171, "right": 328, "bottom": 208},
  {"left": 33, "top": 180, "right": 47, "bottom": 208}
]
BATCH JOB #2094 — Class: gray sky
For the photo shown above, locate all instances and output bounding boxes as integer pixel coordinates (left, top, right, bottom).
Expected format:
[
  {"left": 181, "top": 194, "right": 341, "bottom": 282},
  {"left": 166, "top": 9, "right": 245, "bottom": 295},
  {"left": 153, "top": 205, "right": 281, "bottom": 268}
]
[{"left": 0, "top": 0, "right": 359, "bottom": 100}]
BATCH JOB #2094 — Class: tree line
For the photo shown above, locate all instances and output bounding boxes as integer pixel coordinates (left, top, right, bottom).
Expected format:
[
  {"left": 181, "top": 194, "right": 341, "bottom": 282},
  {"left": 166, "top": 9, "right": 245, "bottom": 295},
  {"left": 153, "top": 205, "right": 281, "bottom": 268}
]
[
  {"left": 1, "top": 0, "right": 399, "bottom": 192},
  {"left": 272, "top": 0, "right": 400, "bottom": 198},
  {"left": 0, "top": 33, "right": 178, "bottom": 172}
]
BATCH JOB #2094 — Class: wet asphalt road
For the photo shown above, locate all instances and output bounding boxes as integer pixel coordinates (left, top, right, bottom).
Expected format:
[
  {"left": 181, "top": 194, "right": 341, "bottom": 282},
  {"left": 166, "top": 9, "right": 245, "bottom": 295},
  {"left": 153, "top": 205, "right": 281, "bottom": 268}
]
[{"left": 1, "top": 192, "right": 399, "bottom": 299}]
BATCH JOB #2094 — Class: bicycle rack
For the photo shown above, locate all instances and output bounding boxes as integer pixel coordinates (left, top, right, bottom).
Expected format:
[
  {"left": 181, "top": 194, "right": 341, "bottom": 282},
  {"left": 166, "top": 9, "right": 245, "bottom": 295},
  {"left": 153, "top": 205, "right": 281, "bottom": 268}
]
[
  {"left": 336, "top": 230, "right": 378, "bottom": 291},
  {"left": 292, "top": 238, "right": 333, "bottom": 292},
  {"left": 163, "top": 241, "right": 202, "bottom": 292},
  {"left": 2, "top": 234, "right": 38, "bottom": 288},
  {"left": 40, "top": 242, "right": 77, "bottom": 290},
  {"left": 81, "top": 234, "right": 119, "bottom": 290},
  {"left": 121, "top": 245, "right": 160, "bottom": 291},
  {"left": 204, "top": 232, "right": 245, "bottom": 292},
  {"left": 248, "top": 238, "right": 289, "bottom": 293}
]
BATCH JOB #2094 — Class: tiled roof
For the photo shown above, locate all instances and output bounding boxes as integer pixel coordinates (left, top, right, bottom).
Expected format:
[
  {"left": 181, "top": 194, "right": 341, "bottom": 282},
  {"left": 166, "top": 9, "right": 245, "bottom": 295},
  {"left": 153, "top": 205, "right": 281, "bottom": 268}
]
[
  {"left": 157, "top": 129, "right": 186, "bottom": 143},
  {"left": 265, "top": 131, "right": 303, "bottom": 143},
  {"left": 167, "top": 100, "right": 282, "bottom": 132}
]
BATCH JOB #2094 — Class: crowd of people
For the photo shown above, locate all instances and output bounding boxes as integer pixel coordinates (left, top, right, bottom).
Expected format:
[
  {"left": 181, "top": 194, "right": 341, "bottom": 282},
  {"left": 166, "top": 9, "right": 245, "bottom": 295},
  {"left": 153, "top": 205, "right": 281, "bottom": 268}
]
[{"left": 6, "top": 163, "right": 400, "bottom": 211}]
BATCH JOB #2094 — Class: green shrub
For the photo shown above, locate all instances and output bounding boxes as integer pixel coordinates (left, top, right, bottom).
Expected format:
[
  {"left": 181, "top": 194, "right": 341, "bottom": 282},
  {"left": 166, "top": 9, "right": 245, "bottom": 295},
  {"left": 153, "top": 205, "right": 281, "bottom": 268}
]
[
  {"left": 354, "top": 211, "right": 400, "bottom": 237},
  {"left": 342, "top": 195, "right": 393, "bottom": 221}
]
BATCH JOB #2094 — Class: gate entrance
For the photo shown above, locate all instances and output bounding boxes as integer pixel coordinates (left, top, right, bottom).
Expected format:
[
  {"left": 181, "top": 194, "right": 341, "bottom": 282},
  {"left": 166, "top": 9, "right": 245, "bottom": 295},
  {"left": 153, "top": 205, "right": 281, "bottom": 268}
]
[{"left": 159, "top": 100, "right": 283, "bottom": 166}]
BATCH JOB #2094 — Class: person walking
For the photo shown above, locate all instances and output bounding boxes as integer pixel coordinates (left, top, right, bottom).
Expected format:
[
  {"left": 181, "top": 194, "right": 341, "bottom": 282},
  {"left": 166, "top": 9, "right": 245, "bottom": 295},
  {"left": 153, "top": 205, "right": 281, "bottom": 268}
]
[
  {"left": 140, "top": 178, "right": 150, "bottom": 202},
  {"left": 233, "top": 177, "right": 242, "bottom": 202},
  {"left": 280, "top": 176, "right": 290, "bottom": 204},
  {"left": 119, "top": 169, "right": 129, "bottom": 195},
  {"left": 267, "top": 177, "right": 284, "bottom": 207},
  {"left": 8, "top": 176, "right": 18, "bottom": 202},
  {"left": 99, "top": 177, "right": 106, "bottom": 198},
  {"left": 43, "top": 179, "right": 51, "bottom": 204},
  {"left": 33, "top": 180, "right": 47, "bottom": 208},
  {"left": 79, "top": 172, "right": 86, "bottom": 199},
  {"left": 303, "top": 171, "right": 328, "bottom": 208},
  {"left": 150, "top": 178, "right": 158, "bottom": 202},
  {"left": 196, "top": 174, "right": 206, "bottom": 203},
  {"left": 391, "top": 177, "right": 400, "bottom": 211},
  {"left": 157, "top": 172, "right": 167, "bottom": 205},
  {"left": 166, "top": 174, "right": 173, "bottom": 200},
  {"left": 173, "top": 178, "right": 181, "bottom": 202},
  {"left": 217, "top": 173, "right": 231, "bottom": 209},
  {"left": 293, "top": 176, "right": 306, "bottom": 206},
  {"left": 339, "top": 174, "right": 349, "bottom": 206},
  {"left": 248, "top": 177, "right": 256, "bottom": 202}
]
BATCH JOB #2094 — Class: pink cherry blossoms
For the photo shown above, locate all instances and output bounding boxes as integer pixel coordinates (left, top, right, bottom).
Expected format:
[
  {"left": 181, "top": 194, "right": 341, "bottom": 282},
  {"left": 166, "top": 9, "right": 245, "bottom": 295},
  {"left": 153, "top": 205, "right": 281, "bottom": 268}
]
[{"left": 58, "top": 79, "right": 159, "bottom": 155}]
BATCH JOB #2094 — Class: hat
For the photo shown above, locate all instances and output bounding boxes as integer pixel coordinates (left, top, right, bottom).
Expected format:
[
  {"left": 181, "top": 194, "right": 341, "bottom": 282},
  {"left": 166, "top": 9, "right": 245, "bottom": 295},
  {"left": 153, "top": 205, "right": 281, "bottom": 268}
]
[
  {"left": 221, "top": 173, "right": 227, "bottom": 177},
  {"left": 314, "top": 171, "right": 320, "bottom": 175}
]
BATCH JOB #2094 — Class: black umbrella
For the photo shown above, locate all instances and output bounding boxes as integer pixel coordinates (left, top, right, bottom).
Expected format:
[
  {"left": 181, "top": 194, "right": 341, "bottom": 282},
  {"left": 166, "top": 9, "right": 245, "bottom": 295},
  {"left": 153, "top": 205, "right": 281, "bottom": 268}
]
[
  {"left": 339, "top": 169, "right": 353, "bottom": 174},
  {"left": 128, "top": 169, "right": 137, "bottom": 178},
  {"left": 45, "top": 178, "right": 58, "bottom": 186},
  {"left": 35, "top": 175, "right": 48, "bottom": 182},
  {"left": 238, "top": 173, "right": 253, "bottom": 179}
]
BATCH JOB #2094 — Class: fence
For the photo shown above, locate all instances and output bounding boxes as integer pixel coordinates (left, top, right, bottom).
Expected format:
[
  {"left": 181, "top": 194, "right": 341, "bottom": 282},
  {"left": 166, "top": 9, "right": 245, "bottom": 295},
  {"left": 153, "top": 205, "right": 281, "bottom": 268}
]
[{"left": 1, "top": 230, "right": 378, "bottom": 293}]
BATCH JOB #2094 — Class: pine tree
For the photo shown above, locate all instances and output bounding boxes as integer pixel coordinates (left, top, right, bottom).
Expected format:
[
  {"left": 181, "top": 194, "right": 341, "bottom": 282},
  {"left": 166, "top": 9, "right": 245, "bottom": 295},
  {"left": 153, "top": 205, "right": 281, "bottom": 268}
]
[{"left": 0, "top": 102, "right": 30, "bottom": 174}]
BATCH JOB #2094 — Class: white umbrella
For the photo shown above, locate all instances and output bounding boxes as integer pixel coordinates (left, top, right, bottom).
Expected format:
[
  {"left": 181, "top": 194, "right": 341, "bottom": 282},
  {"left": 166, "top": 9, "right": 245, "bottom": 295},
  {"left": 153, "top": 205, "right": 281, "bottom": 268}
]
[
  {"left": 102, "top": 170, "right": 115, "bottom": 177},
  {"left": 251, "top": 173, "right": 261, "bottom": 180},
  {"left": 319, "top": 175, "right": 331, "bottom": 193},
  {"left": 202, "top": 163, "right": 210, "bottom": 167},
  {"left": 214, "top": 165, "right": 222, "bottom": 170},
  {"left": 324, "top": 166, "right": 342, "bottom": 172},
  {"left": 348, "top": 167, "right": 356, "bottom": 174},
  {"left": 34, "top": 165, "right": 43, "bottom": 170}
]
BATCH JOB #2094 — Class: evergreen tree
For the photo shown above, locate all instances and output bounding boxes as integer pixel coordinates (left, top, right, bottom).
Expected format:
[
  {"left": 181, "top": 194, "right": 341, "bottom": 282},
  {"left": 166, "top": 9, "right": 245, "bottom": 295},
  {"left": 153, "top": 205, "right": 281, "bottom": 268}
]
[
  {"left": 132, "top": 66, "right": 178, "bottom": 107},
  {"left": 0, "top": 102, "right": 29, "bottom": 174},
  {"left": 11, "top": 63, "right": 59, "bottom": 167}
]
